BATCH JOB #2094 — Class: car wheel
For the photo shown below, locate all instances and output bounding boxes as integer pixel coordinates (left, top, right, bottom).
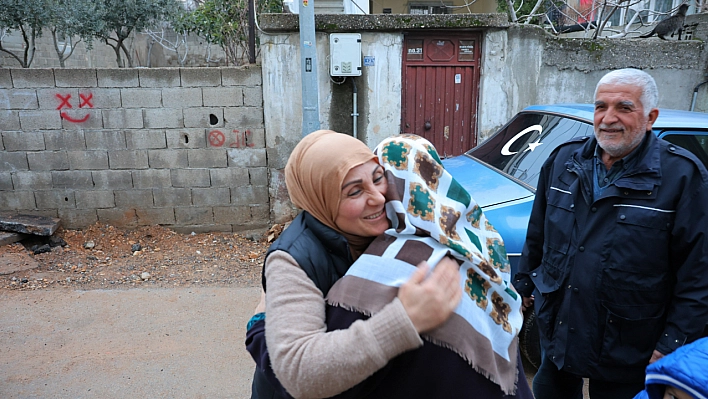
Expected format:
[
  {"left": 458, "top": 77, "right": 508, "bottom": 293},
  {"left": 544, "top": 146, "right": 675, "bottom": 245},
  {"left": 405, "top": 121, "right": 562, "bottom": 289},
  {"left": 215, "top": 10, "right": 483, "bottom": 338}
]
[{"left": 519, "top": 308, "right": 541, "bottom": 369}]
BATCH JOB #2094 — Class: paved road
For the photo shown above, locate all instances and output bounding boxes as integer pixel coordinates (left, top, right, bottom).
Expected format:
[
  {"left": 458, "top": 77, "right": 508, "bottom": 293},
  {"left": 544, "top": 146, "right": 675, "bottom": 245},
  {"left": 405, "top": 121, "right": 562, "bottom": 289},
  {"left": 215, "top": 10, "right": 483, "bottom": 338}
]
[{"left": 0, "top": 287, "right": 261, "bottom": 399}]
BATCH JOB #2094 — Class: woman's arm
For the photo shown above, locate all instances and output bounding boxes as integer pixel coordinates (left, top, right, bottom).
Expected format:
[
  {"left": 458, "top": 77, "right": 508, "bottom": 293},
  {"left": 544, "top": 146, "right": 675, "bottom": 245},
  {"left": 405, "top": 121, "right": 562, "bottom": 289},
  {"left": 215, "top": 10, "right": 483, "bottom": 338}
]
[{"left": 265, "top": 250, "right": 423, "bottom": 399}]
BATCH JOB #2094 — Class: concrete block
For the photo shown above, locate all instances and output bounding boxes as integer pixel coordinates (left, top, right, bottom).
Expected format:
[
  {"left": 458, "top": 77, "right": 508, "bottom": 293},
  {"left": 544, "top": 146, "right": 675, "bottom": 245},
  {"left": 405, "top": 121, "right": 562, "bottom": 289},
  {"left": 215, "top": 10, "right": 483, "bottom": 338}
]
[
  {"left": 243, "top": 86, "right": 263, "bottom": 107},
  {"left": 5, "top": 89, "right": 39, "bottom": 109},
  {"left": 54, "top": 69, "right": 97, "bottom": 87},
  {"left": 97, "top": 69, "right": 139, "bottom": 88},
  {"left": 2, "top": 132, "right": 45, "bottom": 151},
  {"left": 44, "top": 130, "right": 86, "bottom": 150},
  {"left": 114, "top": 190, "right": 154, "bottom": 208},
  {"left": 245, "top": 128, "right": 265, "bottom": 149},
  {"left": 166, "top": 129, "right": 207, "bottom": 149},
  {"left": 222, "top": 67, "right": 261, "bottom": 86},
  {"left": 143, "top": 108, "right": 183, "bottom": 129},
  {"left": 188, "top": 148, "right": 228, "bottom": 168},
  {"left": 85, "top": 130, "right": 126, "bottom": 150},
  {"left": 213, "top": 206, "right": 251, "bottom": 223},
  {"left": 205, "top": 129, "right": 231, "bottom": 148},
  {"left": 81, "top": 88, "right": 121, "bottom": 108},
  {"left": 0, "top": 69, "right": 11, "bottom": 88},
  {"left": 192, "top": 187, "right": 230, "bottom": 206},
  {"left": 202, "top": 87, "right": 243, "bottom": 107},
  {"left": 250, "top": 204, "right": 270, "bottom": 220},
  {"left": 174, "top": 207, "right": 213, "bottom": 225},
  {"left": 35, "top": 190, "right": 76, "bottom": 209},
  {"left": 136, "top": 207, "right": 176, "bottom": 225},
  {"left": 183, "top": 107, "right": 224, "bottom": 128},
  {"left": 0, "top": 173, "right": 12, "bottom": 190},
  {"left": 0, "top": 152, "right": 29, "bottom": 171},
  {"left": 148, "top": 149, "right": 188, "bottom": 168},
  {"left": 75, "top": 190, "right": 115, "bottom": 209},
  {"left": 171, "top": 169, "right": 210, "bottom": 188},
  {"left": 61, "top": 109, "right": 103, "bottom": 129},
  {"left": 103, "top": 109, "right": 144, "bottom": 129},
  {"left": 139, "top": 68, "right": 180, "bottom": 88},
  {"left": 181, "top": 68, "right": 221, "bottom": 87},
  {"left": 27, "top": 151, "right": 68, "bottom": 170},
  {"left": 108, "top": 150, "right": 149, "bottom": 169},
  {"left": 162, "top": 87, "right": 202, "bottom": 108},
  {"left": 38, "top": 88, "right": 76, "bottom": 110},
  {"left": 19, "top": 110, "right": 62, "bottom": 130},
  {"left": 172, "top": 224, "right": 232, "bottom": 234},
  {"left": 96, "top": 208, "right": 138, "bottom": 228},
  {"left": 92, "top": 170, "right": 133, "bottom": 190},
  {"left": 249, "top": 167, "right": 268, "bottom": 186},
  {"left": 210, "top": 168, "right": 250, "bottom": 187},
  {"left": 132, "top": 169, "right": 171, "bottom": 189},
  {"left": 266, "top": 147, "right": 292, "bottom": 170},
  {"left": 125, "top": 130, "right": 166, "bottom": 149},
  {"left": 153, "top": 188, "right": 192, "bottom": 207},
  {"left": 52, "top": 170, "right": 94, "bottom": 189},
  {"left": 11, "top": 69, "right": 55, "bottom": 88},
  {"left": 0, "top": 191, "right": 37, "bottom": 210},
  {"left": 12, "top": 171, "right": 52, "bottom": 190},
  {"left": 227, "top": 148, "right": 267, "bottom": 167},
  {"left": 121, "top": 88, "right": 162, "bottom": 108},
  {"left": 231, "top": 185, "right": 268, "bottom": 206},
  {"left": 223, "top": 107, "right": 264, "bottom": 128},
  {"left": 0, "top": 111, "right": 20, "bottom": 130},
  {"left": 68, "top": 151, "right": 109, "bottom": 170},
  {"left": 57, "top": 209, "right": 98, "bottom": 228}
]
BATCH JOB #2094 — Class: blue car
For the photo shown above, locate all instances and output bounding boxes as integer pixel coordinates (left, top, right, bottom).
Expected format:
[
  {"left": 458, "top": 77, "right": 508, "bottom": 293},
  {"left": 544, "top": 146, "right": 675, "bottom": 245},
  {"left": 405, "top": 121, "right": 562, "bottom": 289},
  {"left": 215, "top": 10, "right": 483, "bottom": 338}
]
[{"left": 442, "top": 104, "right": 708, "bottom": 367}]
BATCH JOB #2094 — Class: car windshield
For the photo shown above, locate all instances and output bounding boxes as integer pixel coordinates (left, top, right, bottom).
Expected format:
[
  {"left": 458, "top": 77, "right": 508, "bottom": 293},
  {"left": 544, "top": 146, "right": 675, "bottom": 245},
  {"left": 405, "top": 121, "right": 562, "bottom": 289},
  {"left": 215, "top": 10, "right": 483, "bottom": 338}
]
[{"left": 467, "top": 112, "right": 594, "bottom": 189}]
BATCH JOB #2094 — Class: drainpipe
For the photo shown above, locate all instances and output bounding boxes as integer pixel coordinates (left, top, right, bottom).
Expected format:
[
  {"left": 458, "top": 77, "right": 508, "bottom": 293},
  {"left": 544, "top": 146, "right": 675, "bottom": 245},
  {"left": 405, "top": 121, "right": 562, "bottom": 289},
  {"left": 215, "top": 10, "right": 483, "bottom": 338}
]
[
  {"left": 351, "top": 77, "right": 358, "bottom": 139},
  {"left": 691, "top": 80, "right": 708, "bottom": 112}
]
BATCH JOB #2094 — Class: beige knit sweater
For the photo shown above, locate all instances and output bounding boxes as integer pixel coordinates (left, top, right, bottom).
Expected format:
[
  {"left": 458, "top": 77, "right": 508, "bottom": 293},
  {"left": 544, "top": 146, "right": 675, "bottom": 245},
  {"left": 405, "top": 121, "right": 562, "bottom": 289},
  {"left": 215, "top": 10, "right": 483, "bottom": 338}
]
[{"left": 264, "top": 250, "right": 423, "bottom": 399}]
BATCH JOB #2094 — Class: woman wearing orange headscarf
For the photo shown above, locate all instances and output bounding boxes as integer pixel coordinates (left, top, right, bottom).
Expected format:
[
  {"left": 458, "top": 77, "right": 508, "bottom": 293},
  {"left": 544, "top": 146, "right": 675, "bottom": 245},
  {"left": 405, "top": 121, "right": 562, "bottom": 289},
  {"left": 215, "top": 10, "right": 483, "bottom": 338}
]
[
  {"left": 246, "top": 131, "right": 532, "bottom": 399},
  {"left": 247, "top": 130, "right": 461, "bottom": 398}
]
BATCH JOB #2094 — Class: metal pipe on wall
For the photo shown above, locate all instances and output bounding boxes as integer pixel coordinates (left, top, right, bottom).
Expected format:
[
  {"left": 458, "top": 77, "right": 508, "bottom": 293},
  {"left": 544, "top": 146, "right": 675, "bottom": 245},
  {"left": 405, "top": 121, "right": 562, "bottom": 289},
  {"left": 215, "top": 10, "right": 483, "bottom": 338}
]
[{"left": 352, "top": 77, "right": 358, "bottom": 139}]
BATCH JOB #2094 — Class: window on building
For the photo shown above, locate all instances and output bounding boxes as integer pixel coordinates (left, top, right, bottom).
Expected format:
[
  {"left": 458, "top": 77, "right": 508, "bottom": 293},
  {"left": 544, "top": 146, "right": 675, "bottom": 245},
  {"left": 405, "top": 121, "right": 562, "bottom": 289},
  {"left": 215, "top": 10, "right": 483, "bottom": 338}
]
[{"left": 409, "top": 4, "right": 449, "bottom": 14}]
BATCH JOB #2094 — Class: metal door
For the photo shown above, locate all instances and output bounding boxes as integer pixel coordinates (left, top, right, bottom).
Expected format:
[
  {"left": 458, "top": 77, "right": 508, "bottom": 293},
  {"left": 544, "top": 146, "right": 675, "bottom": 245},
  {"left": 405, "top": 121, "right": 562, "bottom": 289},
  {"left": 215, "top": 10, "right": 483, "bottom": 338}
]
[{"left": 401, "top": 33, "right": 481, "bottom": 157}]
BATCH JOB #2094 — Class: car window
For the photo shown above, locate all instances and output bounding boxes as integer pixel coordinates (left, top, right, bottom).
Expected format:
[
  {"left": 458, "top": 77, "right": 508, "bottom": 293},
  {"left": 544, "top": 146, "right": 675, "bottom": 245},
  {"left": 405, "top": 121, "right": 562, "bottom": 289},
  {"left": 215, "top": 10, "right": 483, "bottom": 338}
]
[
  {"left": 468, "top": 113, "right": 594, "bottom": 189},
  {"left": 659, "top": 131, "right": 708, "bottom": 169}
]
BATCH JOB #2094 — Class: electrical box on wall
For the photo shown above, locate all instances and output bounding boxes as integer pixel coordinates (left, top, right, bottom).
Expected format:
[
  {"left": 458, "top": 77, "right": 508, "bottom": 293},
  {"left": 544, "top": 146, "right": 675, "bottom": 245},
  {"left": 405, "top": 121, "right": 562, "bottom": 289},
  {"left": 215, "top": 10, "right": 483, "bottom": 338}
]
[{"left": 330, "top": 33, "right": 362, "bottom": 77}]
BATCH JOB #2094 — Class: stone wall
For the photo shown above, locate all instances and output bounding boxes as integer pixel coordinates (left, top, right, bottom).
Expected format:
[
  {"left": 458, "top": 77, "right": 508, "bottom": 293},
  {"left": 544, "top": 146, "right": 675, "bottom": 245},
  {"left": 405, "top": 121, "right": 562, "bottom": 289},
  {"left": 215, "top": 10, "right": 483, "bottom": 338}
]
[{"left": 0, "top": 67, "right": 268, "bottom": 233}]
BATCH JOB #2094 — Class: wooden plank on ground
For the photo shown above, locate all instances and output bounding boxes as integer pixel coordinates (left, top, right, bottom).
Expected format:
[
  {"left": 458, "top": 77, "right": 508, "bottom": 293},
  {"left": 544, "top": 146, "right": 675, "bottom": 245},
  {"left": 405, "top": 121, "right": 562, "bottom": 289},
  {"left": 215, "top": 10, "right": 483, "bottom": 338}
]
[{"left": 0, "top": 213, "right": 61, "bottom": 236}]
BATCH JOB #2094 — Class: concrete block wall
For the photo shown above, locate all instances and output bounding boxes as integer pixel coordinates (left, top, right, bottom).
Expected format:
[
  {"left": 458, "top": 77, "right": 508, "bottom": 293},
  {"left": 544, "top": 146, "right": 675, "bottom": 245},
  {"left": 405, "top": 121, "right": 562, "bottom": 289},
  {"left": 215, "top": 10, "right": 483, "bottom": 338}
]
[{"left": 0, "top": 66, "right": 269, "bottom": 233}]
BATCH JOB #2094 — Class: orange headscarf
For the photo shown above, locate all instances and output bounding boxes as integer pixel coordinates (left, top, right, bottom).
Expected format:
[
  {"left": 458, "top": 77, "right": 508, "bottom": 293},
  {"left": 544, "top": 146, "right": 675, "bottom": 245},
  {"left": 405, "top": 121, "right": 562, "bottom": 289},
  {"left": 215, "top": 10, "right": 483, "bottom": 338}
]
[{"left": 285, "top": 130, "right": 378, "bottom": 257}]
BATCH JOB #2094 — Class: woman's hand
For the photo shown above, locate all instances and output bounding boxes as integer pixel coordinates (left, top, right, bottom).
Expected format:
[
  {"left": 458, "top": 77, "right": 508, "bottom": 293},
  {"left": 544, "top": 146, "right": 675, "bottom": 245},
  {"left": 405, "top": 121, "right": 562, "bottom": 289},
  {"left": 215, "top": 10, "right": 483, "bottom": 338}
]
[{"left": 398, "top": 257, "right": 462, "bottom": 334}]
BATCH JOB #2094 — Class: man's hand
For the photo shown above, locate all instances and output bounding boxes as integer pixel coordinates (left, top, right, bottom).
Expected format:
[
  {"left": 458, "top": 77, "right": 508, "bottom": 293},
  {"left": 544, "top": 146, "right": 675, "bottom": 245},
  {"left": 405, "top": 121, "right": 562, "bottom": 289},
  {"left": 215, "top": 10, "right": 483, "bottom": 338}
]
[
  {"left": 398, "top": 258, "right": 462, "bottom": 334},
  {"left": 522, "top": 295, "right": 535, "bottom": 312},
  {"left": 649, "top": 349, "right": 665, "bottom": 364}
]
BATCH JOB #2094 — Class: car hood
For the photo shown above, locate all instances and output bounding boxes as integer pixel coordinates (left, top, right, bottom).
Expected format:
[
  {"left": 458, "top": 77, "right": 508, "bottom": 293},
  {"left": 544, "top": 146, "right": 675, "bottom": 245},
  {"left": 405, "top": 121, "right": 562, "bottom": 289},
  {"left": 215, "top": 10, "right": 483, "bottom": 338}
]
[{"left": 442, "top": 154, "right": 535, "bottom": 208}]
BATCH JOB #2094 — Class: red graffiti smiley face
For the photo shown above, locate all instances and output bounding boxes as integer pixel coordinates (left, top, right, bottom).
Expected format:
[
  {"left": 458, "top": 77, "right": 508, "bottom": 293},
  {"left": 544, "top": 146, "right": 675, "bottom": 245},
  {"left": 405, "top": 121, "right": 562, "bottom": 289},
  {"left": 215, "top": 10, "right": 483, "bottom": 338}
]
[{"left": 57, "top": 93, "right": 93, "bottom": 123}]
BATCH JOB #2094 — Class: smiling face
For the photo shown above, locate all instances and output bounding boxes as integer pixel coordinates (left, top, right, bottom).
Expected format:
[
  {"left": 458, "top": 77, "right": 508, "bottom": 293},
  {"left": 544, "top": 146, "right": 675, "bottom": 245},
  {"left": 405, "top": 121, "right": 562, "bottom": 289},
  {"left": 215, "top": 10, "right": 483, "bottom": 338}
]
[
  {"left": 334, "top": 160, "right": 389, "bottom": 237},
  {"left": 594, "top": 83, "right": 659, "bottom": 163}
]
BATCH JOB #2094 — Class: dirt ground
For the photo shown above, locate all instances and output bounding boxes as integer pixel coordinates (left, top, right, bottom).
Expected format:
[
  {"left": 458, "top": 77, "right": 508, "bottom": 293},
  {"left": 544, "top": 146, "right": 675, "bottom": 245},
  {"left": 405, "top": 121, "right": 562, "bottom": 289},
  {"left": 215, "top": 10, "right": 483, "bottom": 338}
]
[{"left": 0, "top": 223, "right": 280, "bottom": 291}]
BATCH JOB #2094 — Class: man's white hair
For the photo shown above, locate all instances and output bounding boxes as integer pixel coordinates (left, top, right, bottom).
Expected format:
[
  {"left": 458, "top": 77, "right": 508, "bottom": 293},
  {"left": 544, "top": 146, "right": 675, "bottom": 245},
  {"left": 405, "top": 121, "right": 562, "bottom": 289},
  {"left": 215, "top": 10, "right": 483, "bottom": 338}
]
[{"left": 594, "top": 68, "right": 659, "bottom": 116}]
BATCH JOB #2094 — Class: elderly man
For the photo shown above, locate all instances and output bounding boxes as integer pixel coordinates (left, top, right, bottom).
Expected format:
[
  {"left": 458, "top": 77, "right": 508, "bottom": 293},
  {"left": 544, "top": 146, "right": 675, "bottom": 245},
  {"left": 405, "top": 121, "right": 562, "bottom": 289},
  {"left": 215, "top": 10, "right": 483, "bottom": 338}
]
[{"left": 514, "top": 68, "right": 708, "bottom": 399}]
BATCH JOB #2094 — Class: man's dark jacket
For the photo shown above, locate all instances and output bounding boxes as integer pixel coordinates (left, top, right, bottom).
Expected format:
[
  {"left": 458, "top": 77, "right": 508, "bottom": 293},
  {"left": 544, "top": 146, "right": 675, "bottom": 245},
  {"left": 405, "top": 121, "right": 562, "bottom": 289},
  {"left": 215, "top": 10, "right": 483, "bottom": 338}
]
[{"left": 514, "top": 132, "right": 708, "bottom": 382}]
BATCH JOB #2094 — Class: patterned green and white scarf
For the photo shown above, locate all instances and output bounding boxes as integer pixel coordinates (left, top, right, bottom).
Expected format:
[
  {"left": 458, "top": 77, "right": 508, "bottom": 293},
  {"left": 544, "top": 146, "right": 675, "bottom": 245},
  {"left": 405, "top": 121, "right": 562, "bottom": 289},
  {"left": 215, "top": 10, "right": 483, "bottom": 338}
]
[{"left": 326, "top": 134, "right": 523, "bottom": 394}]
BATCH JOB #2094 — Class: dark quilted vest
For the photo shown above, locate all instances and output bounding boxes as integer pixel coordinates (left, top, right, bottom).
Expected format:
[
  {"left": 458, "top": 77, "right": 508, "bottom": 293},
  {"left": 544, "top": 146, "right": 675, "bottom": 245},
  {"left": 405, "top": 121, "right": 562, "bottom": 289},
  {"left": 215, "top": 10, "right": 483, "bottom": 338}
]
[{"left": 262, "top": 211, "right": 353, "bottom": 297}]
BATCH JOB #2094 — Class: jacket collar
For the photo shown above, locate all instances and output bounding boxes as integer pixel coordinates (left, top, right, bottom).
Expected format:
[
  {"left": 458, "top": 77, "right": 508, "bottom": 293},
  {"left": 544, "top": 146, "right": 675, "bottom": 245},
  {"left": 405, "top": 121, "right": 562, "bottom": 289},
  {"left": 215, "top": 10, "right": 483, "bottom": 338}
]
[{"left": 571, "top": 132, "right": 662, "bottom": 191}]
